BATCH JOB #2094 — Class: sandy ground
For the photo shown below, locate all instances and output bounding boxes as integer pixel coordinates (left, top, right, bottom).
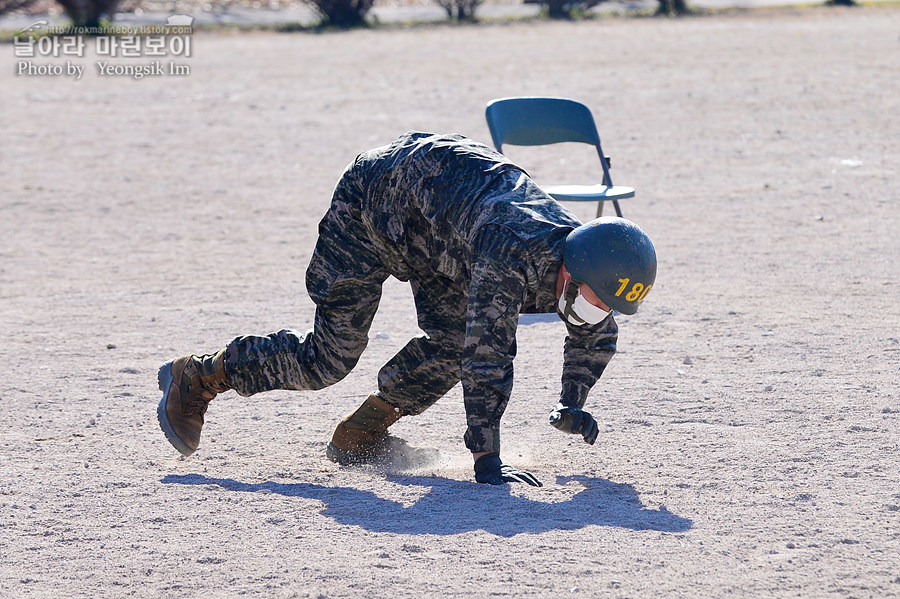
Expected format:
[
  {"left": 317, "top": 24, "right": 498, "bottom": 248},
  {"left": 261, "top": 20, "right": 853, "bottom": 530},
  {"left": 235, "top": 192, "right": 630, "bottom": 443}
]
[{"left": 2, "top": 6, "right": 899, "bottom": 598}]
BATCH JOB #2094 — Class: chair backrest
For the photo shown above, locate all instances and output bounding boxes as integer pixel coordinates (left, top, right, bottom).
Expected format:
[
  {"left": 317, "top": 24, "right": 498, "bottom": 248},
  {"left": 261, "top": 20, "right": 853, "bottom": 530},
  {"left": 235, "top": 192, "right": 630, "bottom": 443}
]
[{"left": 485, "top": 97, "right": 602, "bottom": 152}]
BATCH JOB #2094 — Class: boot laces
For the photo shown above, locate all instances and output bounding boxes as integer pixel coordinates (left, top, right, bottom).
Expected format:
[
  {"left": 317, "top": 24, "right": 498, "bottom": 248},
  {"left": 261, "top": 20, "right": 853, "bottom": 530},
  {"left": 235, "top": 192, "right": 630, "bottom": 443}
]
[{"left": 184, "top": 387, "right": 216, "bottom": 418}]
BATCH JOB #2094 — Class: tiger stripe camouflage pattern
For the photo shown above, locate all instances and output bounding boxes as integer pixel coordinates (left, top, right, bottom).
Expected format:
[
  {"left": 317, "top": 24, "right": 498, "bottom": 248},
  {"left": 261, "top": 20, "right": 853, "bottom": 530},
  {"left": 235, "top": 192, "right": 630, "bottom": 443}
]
[{"left": 223, "top": 131, "right": 618, "bottom": 454}]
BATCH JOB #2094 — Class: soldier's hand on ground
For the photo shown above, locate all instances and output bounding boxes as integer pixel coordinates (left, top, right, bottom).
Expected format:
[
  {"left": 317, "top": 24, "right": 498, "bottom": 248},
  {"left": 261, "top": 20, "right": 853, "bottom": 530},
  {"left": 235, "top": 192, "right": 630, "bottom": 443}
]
[
  {"left": 549, "top": 403, "right": 599, "bottom": 445},
  {"left": 474, "top": 453, "right": 543, "bottom": 487}
]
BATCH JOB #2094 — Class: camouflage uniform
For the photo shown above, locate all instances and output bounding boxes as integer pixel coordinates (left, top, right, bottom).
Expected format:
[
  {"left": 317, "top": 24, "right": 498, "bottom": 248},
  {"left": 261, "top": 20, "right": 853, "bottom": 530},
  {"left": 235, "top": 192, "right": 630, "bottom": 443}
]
[{"left": 224, "top": 132, "right": 618, "bottom": 454}]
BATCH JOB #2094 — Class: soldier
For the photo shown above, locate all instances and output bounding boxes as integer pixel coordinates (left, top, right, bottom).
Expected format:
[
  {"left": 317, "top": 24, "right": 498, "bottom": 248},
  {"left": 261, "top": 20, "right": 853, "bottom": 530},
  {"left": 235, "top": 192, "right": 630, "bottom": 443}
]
[{"left": 157, "top": 131, "right": 657, "bottom": 487}]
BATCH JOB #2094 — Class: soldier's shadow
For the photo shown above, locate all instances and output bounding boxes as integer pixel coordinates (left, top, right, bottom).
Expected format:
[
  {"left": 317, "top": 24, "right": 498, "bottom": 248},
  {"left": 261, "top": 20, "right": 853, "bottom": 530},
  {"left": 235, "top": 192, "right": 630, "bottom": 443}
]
[{"left": 162, "top": 473, "right": 692, "bottom": 537}]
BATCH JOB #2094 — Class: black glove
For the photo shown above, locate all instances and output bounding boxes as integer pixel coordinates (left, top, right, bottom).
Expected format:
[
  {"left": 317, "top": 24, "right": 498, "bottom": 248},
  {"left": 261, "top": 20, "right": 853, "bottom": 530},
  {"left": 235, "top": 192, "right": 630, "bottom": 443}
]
[
  {"left": 474, "top": 453, "right": 543, "bottom": 487},
  {"left": 549, "top": 403, "right": 599, "bottom": 445}
]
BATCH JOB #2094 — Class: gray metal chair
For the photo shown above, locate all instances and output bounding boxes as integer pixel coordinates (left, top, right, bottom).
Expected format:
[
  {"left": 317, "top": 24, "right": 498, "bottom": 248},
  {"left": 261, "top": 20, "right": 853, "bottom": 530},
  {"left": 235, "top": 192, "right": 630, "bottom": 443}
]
[{"left": 485, "top": 96, "right": 634, "bottom": 217}]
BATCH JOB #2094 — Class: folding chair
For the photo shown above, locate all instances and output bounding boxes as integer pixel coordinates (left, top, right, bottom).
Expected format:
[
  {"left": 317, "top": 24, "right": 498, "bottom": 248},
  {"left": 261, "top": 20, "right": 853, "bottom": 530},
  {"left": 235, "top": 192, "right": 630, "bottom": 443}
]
[{"left": 485, "top": 96, "right": 635, "bottom": 217}]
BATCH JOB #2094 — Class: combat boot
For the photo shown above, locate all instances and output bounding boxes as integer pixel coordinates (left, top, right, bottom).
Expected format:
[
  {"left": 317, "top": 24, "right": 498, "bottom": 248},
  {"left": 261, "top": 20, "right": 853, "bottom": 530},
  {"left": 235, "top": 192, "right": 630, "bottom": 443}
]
[
  {"left": 157, "top": 350, "right": 230, "bottom": 456},
  {"left": 326, "top": 393, "right": 440, "bottom": 468},
  {"left": 327, "top": 393, "right": 402, "bottom": 465}
]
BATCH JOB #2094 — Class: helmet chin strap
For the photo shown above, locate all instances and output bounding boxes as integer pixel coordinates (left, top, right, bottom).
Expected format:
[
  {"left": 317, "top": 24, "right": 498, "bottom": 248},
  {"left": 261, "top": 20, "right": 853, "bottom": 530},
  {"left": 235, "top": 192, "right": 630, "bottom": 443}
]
[{"left": 557, "top": 279, "right": 586, "bottom": 325}]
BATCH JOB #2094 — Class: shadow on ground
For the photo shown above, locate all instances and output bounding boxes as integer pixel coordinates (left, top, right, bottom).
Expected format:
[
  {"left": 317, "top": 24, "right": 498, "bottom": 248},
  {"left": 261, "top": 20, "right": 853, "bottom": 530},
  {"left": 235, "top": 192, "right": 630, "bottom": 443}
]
[{"left": 162, "top": 473, "right": 692, "bottom": 537}]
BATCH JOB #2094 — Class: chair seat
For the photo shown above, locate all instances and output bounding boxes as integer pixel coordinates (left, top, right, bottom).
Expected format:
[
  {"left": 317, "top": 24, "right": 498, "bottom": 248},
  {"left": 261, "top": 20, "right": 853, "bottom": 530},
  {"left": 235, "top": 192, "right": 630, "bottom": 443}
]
[{"left": 543, "top": 184, "right": 635, "bottom": 203}]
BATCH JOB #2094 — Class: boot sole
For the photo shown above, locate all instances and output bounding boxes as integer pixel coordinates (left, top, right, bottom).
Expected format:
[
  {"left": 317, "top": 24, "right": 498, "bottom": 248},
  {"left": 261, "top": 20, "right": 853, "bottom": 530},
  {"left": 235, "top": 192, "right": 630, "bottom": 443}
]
[
  {"left": 157, "top": 361, "right": 196, "bottom": 457},
  {"left": 325, "top": 441, "right": 369, "bottom": 466},
  {"left": 325, "top": 440, "right": 441, "bottom": 469}
]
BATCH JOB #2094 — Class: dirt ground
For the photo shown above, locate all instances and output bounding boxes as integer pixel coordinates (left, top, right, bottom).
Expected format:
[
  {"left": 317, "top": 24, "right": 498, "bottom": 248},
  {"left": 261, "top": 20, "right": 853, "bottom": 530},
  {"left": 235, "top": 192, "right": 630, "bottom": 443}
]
[{"left": 2, "top": 6, "right": 899, "bottom": 598}]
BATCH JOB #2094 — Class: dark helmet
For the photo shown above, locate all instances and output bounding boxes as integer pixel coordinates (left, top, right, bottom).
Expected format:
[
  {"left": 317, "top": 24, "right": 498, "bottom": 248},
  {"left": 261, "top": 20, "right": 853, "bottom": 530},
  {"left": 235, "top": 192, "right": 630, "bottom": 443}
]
[{"left": 563, "top": 217, "right": 657, "bottom": 315}]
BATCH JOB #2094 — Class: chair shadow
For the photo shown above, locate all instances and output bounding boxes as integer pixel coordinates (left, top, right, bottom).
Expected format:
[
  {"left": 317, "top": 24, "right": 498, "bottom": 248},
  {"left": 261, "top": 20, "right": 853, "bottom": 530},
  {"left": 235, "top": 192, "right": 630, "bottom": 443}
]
[{"left": 161, "top": 473, "right": 692, "bottom": 537}]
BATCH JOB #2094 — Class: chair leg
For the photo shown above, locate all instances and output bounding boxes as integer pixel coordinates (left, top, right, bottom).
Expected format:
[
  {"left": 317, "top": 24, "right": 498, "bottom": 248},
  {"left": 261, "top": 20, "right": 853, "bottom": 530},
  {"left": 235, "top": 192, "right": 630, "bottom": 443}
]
[
  {"left": 612, "top": 200, "right": 623, "bottom": 218},
  {"left": 596, "top": 201, "right": 604, "bottom": 218}
]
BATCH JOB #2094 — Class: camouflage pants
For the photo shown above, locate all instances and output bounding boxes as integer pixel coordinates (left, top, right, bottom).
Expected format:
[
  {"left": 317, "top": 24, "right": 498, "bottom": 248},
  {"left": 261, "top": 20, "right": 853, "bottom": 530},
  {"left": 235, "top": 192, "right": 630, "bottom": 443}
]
[{"left": 223, "top": 162, "right": 467, "bottom": 416}]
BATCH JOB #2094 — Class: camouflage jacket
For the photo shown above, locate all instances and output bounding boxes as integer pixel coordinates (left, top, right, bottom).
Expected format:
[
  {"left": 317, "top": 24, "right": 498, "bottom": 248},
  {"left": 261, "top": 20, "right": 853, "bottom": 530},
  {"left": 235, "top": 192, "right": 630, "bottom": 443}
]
[{"left": 353, "top": 132, "right": 618, "bottom": 453}]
